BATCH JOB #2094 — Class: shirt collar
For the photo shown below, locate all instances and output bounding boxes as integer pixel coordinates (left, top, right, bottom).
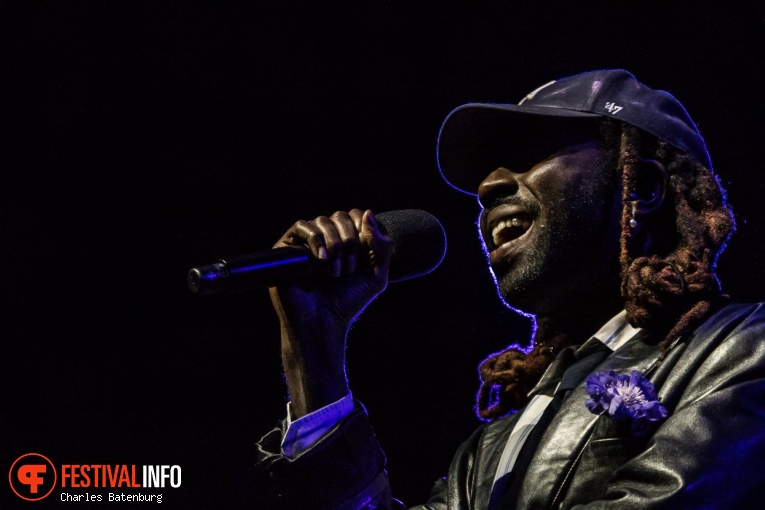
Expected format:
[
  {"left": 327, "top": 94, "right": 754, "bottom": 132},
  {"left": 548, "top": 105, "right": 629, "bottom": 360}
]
[
  {"left": 527, "top": 310, "right": 640, "bottom": 398},
  {"left": 591, "top": 309, "right": 640, "bottom": 352}
]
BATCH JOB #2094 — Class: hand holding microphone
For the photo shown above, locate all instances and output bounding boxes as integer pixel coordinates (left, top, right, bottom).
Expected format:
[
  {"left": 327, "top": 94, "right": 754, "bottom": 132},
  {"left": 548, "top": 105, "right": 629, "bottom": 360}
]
[
  {"left": 188, "top": 209, "right": 446, "bottom": 295},
  {"left": 187, "top": 208, "right": 446, "bottom": 417}
]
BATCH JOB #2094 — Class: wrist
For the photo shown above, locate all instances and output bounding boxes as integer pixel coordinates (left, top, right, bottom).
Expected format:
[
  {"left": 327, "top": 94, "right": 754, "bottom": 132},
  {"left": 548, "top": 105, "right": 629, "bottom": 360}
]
[{"left": 280, "top": 326, "right": 349, "bottom": 418}]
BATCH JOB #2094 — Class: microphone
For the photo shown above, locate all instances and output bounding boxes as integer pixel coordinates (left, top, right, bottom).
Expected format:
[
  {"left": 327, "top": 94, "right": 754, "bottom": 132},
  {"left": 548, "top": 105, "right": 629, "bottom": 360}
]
[{"left": 187, "top": 209, "right": 447, "bottom": 295}]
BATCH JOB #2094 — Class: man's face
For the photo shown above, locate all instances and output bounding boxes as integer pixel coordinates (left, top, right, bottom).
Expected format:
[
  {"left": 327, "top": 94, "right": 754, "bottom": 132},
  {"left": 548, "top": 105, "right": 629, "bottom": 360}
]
[{"left": 477, "top": 128, "right": 622, "bottom": 315}]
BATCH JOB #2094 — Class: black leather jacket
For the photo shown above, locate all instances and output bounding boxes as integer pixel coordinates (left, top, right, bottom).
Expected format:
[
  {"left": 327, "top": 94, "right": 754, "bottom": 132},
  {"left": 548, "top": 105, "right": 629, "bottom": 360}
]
[{"left": 254, "top": 303, "right": 765, "bottom": 509}]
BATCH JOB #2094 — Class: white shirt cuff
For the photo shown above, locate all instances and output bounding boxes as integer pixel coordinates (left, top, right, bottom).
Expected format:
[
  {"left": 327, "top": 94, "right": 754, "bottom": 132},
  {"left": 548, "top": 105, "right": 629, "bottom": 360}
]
[{"left": 281, "top": 392, "right": 354, "bottom": 457}]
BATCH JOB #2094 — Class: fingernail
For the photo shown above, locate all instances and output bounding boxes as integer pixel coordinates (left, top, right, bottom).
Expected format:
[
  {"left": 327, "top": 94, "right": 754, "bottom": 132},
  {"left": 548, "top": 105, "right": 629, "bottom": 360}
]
[
  {"left": 318, "top": 246, "right": 328, "bottom": 260},
  {"left": 347, "top": 254, "right": 357, "bottom": 273},
  {"left": 332, "top": 258, "right": 342, "bottom": 277}
]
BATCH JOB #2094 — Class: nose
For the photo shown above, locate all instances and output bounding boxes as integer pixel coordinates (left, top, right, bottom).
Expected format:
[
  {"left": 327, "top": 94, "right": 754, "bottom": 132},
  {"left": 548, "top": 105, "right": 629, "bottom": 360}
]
[{"left": 478, "top": 167, "right": 520, "bottom": 209}]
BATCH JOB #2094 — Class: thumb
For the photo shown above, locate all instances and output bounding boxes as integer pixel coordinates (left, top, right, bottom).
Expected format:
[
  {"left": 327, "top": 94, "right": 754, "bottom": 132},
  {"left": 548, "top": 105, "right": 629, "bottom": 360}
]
[{"left": 360, "top": 210, "right": 394, "bottom": 281}]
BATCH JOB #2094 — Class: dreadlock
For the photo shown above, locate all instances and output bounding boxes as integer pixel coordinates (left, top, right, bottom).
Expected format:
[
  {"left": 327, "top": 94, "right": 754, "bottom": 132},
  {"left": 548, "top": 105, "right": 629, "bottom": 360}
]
[{"left": 476, "top": 120, "right": 735, "bottom": 421}]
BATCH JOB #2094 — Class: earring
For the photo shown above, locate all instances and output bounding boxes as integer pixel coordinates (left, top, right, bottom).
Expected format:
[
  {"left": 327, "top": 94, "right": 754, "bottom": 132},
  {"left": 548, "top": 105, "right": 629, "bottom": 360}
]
[{"left": 629, "top": 201, "right": 638, "bottom": 229}]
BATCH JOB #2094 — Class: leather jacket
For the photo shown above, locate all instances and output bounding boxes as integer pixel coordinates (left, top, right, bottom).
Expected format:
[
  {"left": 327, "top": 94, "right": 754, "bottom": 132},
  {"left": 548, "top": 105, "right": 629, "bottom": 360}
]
[{"left": 253, "top": 302, "right": 765, "bottom": 509}]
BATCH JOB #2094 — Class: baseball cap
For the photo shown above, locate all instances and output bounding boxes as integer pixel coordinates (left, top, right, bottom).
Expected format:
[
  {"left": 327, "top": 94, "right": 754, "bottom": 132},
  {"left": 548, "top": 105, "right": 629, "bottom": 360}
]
[{"left": 437, "top": 69, "right": 712, "bottom": 195}]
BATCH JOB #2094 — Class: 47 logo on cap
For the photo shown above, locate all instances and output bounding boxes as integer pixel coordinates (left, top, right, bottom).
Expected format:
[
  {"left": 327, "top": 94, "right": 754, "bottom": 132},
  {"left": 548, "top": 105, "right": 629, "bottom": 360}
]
[
  {"left": 604, "top": 102, "right": 623, "bottom": 114},
  {"left": 9, "top": 453, "right": 57, "bottom": 501}
]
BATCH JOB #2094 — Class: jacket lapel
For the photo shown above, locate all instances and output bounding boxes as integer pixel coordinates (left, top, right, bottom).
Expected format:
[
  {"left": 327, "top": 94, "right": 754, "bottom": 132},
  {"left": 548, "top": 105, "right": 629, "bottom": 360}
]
[{"left": 517, "top": 330, "right": 662, "bottom": 509}]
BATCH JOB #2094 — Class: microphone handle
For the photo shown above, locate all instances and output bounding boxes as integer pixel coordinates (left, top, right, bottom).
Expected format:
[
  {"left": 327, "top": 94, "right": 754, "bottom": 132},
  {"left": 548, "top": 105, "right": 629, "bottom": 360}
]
[
  {"left": 187, "top": 246, "right": 323, "bottom": 295},
  {"left": 187, "top": 209, "right": 446, "bottom": 295}
]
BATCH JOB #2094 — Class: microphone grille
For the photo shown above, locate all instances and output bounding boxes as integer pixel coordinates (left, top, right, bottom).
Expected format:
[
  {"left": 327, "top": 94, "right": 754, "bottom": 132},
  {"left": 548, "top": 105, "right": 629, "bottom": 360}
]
[{"left": 376, "top": 209, "right": 447, "bottom": 282}]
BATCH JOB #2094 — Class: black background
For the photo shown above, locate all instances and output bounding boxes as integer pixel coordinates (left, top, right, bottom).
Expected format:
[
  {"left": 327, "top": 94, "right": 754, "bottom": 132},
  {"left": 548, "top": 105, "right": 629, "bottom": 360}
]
[{"left": 2, "top": 2, "right": 763, "bottom": 508}]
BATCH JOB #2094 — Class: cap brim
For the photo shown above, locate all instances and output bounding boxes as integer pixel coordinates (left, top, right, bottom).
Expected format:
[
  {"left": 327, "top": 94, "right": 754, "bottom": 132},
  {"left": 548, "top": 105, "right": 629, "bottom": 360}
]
[{"left": 437, "top": 103, "right": 600, "bottom": 195}]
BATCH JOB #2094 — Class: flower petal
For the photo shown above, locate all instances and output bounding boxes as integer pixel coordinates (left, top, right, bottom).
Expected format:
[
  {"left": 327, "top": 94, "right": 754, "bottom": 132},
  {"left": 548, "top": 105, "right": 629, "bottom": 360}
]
[{"left": 584, "top": 369, "right": 668, "bottom": 432}]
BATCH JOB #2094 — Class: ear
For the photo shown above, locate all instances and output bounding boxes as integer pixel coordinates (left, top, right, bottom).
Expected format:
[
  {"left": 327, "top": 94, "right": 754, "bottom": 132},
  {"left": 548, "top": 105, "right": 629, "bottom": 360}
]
[{"left": 631, "top": 158, "right": 667, "bottom": 217}]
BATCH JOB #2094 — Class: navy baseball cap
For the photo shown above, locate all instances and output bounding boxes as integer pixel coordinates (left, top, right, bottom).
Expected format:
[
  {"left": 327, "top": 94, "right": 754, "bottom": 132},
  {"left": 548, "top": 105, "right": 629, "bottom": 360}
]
[{"left": 437, "top": 69, "right": 712, "bottom": 195}]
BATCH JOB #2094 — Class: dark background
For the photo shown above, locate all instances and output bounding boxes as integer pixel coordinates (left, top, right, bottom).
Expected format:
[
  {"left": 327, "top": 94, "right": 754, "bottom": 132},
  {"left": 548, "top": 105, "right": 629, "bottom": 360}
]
[{"left": 2, "top": 2, "right": 763, "bottom": 508}]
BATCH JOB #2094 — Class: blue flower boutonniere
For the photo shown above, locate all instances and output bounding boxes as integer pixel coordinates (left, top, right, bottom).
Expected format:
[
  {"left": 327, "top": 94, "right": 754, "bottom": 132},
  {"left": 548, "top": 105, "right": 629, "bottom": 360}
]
[{"left": 585, "top": 370, "right": 668, "bottom": 435}]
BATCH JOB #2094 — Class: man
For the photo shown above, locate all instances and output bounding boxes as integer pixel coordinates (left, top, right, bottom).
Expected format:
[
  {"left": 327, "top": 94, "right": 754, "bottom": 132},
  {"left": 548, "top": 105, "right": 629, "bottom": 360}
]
[{"left": 252, "top": 69, "right": 765, "bottom": 508}]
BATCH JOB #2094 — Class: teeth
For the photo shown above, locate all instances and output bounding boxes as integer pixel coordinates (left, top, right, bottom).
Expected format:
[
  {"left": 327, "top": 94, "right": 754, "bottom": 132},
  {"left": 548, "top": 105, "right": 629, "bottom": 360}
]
[
  {"left": 491, "top": 220, "right": 506, "bottom": 240},
  {"left": 491, "top": 216, "right": 528, "bottom": 246}
]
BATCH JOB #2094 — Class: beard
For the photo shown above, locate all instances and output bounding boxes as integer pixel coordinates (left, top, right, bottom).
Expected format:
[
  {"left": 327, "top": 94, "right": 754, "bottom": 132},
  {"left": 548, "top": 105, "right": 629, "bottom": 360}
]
[{"left": 486, "top": 176, "right": 621, "bottom": 315}]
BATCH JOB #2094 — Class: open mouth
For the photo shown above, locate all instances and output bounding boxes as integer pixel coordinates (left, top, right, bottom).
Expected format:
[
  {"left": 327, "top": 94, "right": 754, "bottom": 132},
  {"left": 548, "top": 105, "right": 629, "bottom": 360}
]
[{"left": 486, "top": 211, "right": 533, "bottom": 250}]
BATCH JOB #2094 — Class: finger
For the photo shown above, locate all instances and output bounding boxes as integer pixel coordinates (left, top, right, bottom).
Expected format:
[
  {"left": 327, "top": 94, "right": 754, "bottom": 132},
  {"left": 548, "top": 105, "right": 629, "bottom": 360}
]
[
  {"left": 349, "top": 208, "right": 365, "bottom": 231},
  {"left": 348, "top": 209, "right": 367, "bottom": 274},
  {"left": 360, "top": 210, "right": 394, "bottom": 281},
  {"left": 330, "top": 211, "right": 361, "bottom": 275},
  {"left": 278, "top": 220, "right": 329, "bottom": 262},
  {"left": 311, "top": 215, "right": 344, "bottom": 277}
]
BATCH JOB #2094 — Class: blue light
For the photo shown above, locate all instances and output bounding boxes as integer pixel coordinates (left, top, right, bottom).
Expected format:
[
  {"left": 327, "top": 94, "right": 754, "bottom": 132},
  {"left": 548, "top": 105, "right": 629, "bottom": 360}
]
[{"left": 230, "top": 255, "right": 309, "bottom": 274}]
